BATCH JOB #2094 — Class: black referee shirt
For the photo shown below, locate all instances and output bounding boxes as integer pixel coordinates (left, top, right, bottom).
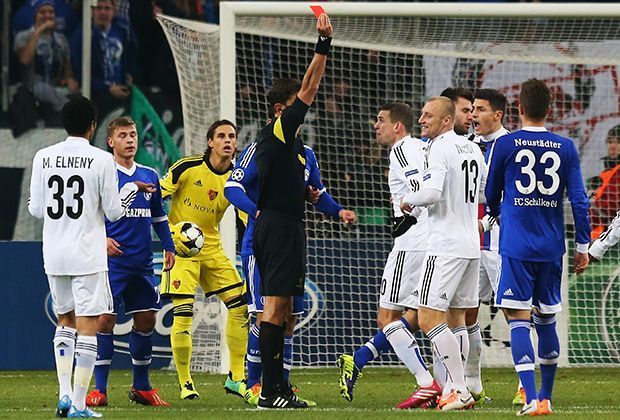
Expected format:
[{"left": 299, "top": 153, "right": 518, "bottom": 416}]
[{"left": 255, "top": 97, "right": 310, "bottom": 220}]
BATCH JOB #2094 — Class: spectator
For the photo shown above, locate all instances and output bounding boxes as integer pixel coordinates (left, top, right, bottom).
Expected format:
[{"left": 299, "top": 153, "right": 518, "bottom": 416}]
[
  {"left": 589, "top": 125, "right": 620, "bottom": 240},
  {"left": 71, "top": 0, "right": 138, "bottom": 117},
  {"left": 13, "top": 0, "right": 78, "bottom": 123},
  {"left": 11, "top": 0, "right": 79, "bottom": 38}
]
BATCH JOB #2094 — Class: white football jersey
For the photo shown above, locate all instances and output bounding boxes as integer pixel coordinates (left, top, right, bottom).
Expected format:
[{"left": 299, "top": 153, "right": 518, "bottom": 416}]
[
  {"left": 28, "top": 137, "right": 126, "bottom": 275},
  {"left": 389, "top": 135, "right": 428, "bottom": 251},
  {"left": 423, "top": 130, "right": 485, "bottom": 258}
]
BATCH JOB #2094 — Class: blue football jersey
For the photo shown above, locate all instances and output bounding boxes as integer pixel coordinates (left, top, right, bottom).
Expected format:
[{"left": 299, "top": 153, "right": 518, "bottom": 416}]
[
  {"left": 227, "top": 143, "right": 330, "bottom": 256},
  {"left": 106, "top": 163, "right": 170, "bottom": 273},
  {"left": 485, "top": 127, "right": 590, "bottom": 261}
]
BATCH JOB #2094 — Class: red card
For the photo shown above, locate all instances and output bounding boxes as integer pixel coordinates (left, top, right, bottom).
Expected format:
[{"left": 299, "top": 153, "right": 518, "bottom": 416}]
[{"left": 310, "top": 5, "right": 326, "bottom": 19}]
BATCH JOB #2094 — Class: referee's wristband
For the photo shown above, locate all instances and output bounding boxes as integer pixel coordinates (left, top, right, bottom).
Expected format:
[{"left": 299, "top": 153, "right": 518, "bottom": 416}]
[{"left": 314, "top": 36, "right": 332, "bottom": 55}]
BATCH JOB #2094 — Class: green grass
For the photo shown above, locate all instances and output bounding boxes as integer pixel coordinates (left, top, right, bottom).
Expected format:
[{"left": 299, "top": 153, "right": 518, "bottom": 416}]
[{"left": 1, "top": 368, "right": 619, "bottom": 418}]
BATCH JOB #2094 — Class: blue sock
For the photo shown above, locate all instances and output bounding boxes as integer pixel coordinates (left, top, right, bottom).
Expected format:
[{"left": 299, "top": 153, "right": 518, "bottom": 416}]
[
  {"left": 534, "top": 314, "right": 559, "bottom": 401},
  {"left": 283, "top": 335, "right": 293, "bottom": 382},
  {"left": 94, "top": 332, "right": 113, "bottom": 394},
  {"left": 353, "top": 330, "right": 393, "bottom": 369},
  {"left": 247, "top": 323, "right": 262, "bottom": 388},
  {"left": 130, "top": 329, "right": 152, "bottom": 391},
  {"left": 509, "top": 320, "right": 537, "bottom": 404}
]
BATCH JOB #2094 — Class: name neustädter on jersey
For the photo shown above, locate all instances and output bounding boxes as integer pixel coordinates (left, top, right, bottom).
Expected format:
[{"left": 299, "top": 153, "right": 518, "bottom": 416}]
[
  {"left": 513, "top": 138, "right": 562, "bottom": 149},
  {"left": 43, "top": 156, "right": 94, "bottom": 169}
]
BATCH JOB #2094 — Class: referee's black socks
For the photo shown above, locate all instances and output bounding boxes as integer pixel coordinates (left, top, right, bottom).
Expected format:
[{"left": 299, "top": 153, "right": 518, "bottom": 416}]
[{"left": 260, "top": 321, "right": 285, "bottom": 397}]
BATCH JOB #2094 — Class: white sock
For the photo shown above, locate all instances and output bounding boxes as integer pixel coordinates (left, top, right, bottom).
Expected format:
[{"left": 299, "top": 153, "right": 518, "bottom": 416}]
[
  {"left": 428, "top": 323, "right": 468, "bottom": 395},
  {"left": 452, "top": 326, "right": 470, "bottom": 369},
  {"left": 433, "top": 352, "right": 449, "bottom": 394},
  {"left": 53, "top": 326, "right": 76, "bottom": 399},
  {"left": 72, "top": 335, "right": 97, "bottom": 411},
  {"left": 383, "top": 320, "right": 433, "bottom": 387},
  {"left": 464, "top": 323, "right": 483, "bottom": 394}
]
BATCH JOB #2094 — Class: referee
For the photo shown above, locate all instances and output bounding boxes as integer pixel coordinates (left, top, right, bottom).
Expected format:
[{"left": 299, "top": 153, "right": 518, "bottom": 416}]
[{"left": 253, "top": 13, "right": 333, "bottom": 409}]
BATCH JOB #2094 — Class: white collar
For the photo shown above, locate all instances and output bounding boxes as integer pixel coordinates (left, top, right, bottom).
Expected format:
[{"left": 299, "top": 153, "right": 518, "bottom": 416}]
[
  {"left": 485, "top": 126, "right": 508, "bottom": 142},
  {"left": 66, "top": 136, "right": 89, "bottom": 143},
  {"left": 391, "top": 135, "right": 412, "bottom": 150},
  {"left": 432, "top": 129, "right": 456, "bottom": 141},
  {"left": 115, "top": 162, "right": 137, "bottom": 176},
  {"left": 521, "top": 126, "right": 548, "bottom": 132}
]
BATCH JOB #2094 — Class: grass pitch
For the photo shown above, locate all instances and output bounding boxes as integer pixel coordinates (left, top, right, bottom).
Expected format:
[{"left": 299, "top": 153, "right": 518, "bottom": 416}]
[{"left": 1, "top": 367, "right": 619, "bottom": 419}]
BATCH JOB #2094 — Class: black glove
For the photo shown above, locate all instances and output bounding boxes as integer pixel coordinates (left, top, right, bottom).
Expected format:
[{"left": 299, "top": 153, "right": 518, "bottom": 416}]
[{"left": 391, "top": 215, "right": 417, "bottom": 238}]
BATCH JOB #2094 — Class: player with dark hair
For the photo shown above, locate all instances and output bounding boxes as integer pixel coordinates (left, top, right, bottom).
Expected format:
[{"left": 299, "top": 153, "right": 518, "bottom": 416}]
[
  {"left": 486, "top": 78, "right": 590, "bottom": 416},
  {"left": 338, "top": 102, "right": 440, "bottom": 409},
  {"left": 251, "top": 13, "right": 333, "bottom": 409},
  {"left": 85, "top": 117, "right": 175, "bottom": 408},
  {"left": 29, "top": 96, "right": 149, "bottom": 418},
  {"left": 159, "top": 119, "right": 249, "bottom": 400},
  {"left": 440, "top": 87, "right": 474, "bottom": 136},
  {"left": 464, "top": 88, "right": 509, "bottom": 403}
]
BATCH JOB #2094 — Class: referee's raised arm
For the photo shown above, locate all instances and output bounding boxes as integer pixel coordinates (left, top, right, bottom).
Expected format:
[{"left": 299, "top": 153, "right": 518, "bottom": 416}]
[{"left": 297, "top": 13, "right": 333, "bottom": 106}]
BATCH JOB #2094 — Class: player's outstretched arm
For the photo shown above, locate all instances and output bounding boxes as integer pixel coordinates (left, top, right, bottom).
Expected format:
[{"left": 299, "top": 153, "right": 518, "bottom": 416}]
[
  {"left": 590, "top": 210, "right": 620, "bottom": 260},
  {"left": 297, "top": 13, "right": 333, "bottom": 106}
]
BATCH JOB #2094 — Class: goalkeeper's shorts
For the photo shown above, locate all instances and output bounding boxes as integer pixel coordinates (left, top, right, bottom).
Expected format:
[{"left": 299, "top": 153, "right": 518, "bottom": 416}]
[{"left": 160, "top": 249, "right": 245, "bottom": 302}]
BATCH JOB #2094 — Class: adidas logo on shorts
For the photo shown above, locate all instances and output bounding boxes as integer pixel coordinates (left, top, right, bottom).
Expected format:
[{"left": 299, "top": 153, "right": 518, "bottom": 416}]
[
  {"left": 439, "top": 293, "right": 448, "bottom": 300},
  {"left": 504, "top": 288, "right": 514, "bottom": 296}
]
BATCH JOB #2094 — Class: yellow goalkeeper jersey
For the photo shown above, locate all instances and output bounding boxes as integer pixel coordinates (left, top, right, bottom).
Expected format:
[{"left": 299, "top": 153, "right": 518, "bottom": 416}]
[{"left": 160, "top": 154, "right": 233, "bottom": 258}]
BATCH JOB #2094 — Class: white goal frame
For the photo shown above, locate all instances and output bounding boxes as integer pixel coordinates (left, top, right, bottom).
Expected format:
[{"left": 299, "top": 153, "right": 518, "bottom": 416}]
[{"left": 217, "top": 2, "right": 620, "bottom": 369}]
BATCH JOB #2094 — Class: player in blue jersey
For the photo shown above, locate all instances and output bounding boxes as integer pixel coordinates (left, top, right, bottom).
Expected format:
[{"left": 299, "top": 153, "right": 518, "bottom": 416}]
[
  {"left": 86, "top": 117, "right": 175, "bottom": 408},
  {"left": 485, "top": 79, "right": 590, "bottom": 416},
  {"left": 225, "top": 141, "right": 356, "bottom": 406}
]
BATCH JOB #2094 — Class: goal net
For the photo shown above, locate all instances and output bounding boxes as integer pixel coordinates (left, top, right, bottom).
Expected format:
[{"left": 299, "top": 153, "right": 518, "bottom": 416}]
[{"left": 158, "top": 2, "right": 620, "bottom": 371}]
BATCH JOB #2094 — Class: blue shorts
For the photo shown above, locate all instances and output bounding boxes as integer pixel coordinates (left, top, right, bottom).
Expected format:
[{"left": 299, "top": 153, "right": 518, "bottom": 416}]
[
  {"left": 242, "top": 254, "right": 304, "bottom": 315},
  {"left": 495, "top": 256, "right": 562, "bottom": 314},
  {"left": 108, "top": 271, "right": 162, "bottom": 315}
]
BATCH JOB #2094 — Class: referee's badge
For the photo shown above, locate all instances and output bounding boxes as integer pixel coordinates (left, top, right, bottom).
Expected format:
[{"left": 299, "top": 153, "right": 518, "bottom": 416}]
[{"left": 231, "top": 168, "right": 244, "bottom": 181}]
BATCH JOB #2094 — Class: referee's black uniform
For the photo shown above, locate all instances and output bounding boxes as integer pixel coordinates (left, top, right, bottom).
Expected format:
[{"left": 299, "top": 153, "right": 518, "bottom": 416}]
[
  {"left": 253, "top": 97, "right": 309, "bottom": 297},
  {"left": 253, "top": 97, "right": 309, "bottom": 401}
]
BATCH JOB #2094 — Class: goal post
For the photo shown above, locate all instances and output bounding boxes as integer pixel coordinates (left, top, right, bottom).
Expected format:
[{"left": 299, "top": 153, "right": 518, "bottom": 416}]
[{"left": 160, "top": 3, "right": 620, "bottom": 372}]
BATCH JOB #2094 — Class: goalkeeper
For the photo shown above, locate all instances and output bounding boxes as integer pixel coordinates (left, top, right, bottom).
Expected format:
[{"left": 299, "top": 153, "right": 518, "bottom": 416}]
[{"left": 160, "top": 120, "right": 248, "bottom": 400}]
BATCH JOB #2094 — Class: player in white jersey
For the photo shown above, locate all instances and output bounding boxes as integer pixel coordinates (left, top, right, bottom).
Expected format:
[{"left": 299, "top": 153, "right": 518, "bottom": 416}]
[
  {"left": 401, "top": 96, "right": 485, "bottom": 411},
  {"left": 28, "top": 96, "right": 150, "bottom": 418},
  {"left": 433, "top": 87, "right": 476, "bottom": 395},
  {"left": 463, "top": 89, "right": 510, "bottom": 402},
  {"left": 589, "top": 210, "right": 620, "bottom": 259},
  {"left": 338, "top": 103, "right": 440, "bottom": 409}
]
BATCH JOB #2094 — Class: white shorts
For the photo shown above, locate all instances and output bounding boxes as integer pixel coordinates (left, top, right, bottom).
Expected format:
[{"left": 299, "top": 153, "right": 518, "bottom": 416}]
[
  {"left": 47, "top": 271, "right": 114, "bottom": 317},
  {"left": 418, "top": 255, "right": 479, "bottom": 311},
  {"left": 479, "top": 250, "right": 500, "bottom": 302},
  {"left": 379, "top": 250, "right": 425, "bottom": 311}
]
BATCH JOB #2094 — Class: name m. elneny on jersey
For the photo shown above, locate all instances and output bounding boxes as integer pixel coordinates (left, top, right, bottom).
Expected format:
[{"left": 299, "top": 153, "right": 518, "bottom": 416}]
[{"left": 42, "top": 156, "right": 94, "bottom": 169}]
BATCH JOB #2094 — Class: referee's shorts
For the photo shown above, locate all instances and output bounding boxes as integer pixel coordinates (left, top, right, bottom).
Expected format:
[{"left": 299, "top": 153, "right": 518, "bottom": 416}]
[{"left": 253, "top": 210, "right": 306, "bottom": 297}]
